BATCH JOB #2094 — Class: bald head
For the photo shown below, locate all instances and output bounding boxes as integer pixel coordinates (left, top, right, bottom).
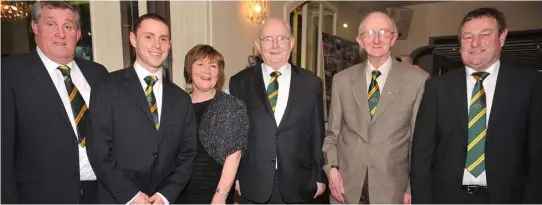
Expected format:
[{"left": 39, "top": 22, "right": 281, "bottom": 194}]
[
  {"left": 356, "top": 11, "right": 398, "bottom": 62},
  {"left": 255, "top": 17, "right": 294, "bottom": 70},
  {"left": 358, "top": 11, "right": 397, "bottom": 35},
  {"left": 258, "top": 17, "right": 292, "bottom": 38}
]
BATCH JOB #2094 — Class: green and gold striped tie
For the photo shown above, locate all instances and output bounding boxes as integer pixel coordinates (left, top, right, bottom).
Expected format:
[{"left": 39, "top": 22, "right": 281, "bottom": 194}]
[
  {"left": 267, "top": 71, "right": 281, "bottom": 112},
  {"left": 144, "top": 75, "right": 160, "bottom": 130},
  {"left": 465, "top": 71, "right": 490, "bottom": 177},
  {"left": 368, "top": 70, "right": 381, "bottom": 118},
  {"left": 58, "top": 65, "right": 87, "bottom": 147}
]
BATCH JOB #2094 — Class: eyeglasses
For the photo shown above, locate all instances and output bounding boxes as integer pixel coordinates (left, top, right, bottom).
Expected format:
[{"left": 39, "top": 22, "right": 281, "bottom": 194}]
[
  {"left": 258, "top": 36, "right": 292, "bottom": 45},
  {"left": 359, "top": 29, "right": 395, "bottom": 39}
]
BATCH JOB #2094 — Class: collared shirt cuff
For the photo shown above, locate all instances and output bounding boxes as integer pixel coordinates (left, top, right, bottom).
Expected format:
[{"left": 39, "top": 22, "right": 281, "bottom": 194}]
[
  {"left": 126, "top": 192, "right": 139, "bottom": 204},
  {"left": 156, "top": 192, "right": 169, "bottom": 205}
]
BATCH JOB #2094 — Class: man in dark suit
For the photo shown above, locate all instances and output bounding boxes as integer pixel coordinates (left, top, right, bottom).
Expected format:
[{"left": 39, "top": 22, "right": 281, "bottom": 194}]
[
  {"left": 1, "top": 2, "right": 108, "bottom": 203},
  {"left": 229, "top": 18, "right": 326, "bottom": 204},
  {"left": 411, "top": 7, "right": 542, "bottom": 204},
  {"left": 86, "top": 13, "right": 197, "bottom": 204}
]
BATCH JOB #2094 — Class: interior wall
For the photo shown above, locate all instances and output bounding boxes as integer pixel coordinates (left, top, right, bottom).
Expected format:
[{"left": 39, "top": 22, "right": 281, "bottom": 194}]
[
  {"left": 393, "top": 1, "right": 542, "bottom": 56},
  {"left": 1, "top": 19, "right": 30, "bottom": 56},
  {"left": 211, "top": 1, "right": 286, "bottom": 91},
  {"left": 332, "top": 2, "right": 364, "bottom": 42}
]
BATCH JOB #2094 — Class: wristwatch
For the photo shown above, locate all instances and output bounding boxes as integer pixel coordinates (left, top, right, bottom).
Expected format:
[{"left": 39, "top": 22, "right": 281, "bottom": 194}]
[
  {"left": 215, "top": 188, "right": 229, "bottom": 196},
  {"left": 331, "top": 165, "right": 340, "bottom": 170}
]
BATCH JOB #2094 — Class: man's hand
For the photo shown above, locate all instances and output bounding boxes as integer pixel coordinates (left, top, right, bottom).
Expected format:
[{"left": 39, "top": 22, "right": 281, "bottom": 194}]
[
  {"left": 329, "top": 168, "right": 345, "bottom": 203},
  {"left": 404, "top": 192, "right": 411, "bottom": 204},
  {"left": 235, "top": 180, "right": 241, "bottom": 196},
  {"left": 313, "top": 182, "right": 326, "bottom": 198},
  {"left": 130, "top": 192, "right": 150, "bottom": 204},
  {"left": 148, "top": 193, "right": 165, "bottom": 205}
]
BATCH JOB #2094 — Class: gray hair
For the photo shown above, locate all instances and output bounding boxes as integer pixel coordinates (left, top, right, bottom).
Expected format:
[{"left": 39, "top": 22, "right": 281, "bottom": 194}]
[{"left": 31, "top": 1, "right": 80, "bottom": 29}]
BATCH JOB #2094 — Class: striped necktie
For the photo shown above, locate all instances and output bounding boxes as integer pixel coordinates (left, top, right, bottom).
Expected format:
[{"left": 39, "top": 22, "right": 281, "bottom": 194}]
[
  {"left": 465, "top": 71, "right": 490, "bottom": 177},
  {"left": 368, "top": 70, "right": 381, "bottom": 118},
  {"left": 57, "top": 65, "right": 87, "bottom": 147},
  {"left": 267, "top": 71, "right": 281, "bottom": 112},
  {"left": 144, "top": 75, "right": 160, "bottom": 130}
]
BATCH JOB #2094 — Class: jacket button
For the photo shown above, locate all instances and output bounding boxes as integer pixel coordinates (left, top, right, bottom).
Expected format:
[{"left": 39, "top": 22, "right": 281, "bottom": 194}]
[
  {"left": 153, "top": 153, "right": 158, "bottom": 157},
  {"left": 74, "top": 170, "right": 79, "bottom": 176},
  {"left": 271, "top": 158, "right": 276, "bottom": 163}
]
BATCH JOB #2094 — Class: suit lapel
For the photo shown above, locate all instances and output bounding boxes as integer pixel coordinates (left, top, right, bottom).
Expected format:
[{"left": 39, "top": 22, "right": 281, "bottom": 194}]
[
  {"left": 452, "top": 69, "right": 469, "bottom": 137},
  {"left": 252, "top": 64, "right": 277, "bottom": 125},
  {"left": 123, "top": 67, "right": 156, "bottom": 126},
  {"left": 487, "top": 65, "right": 511, "bottom": 138},
  {"left": 277, "top": 65, "right": 301, "bottom": 131},
  {"left": 28, "top": 50, "right": 72, "bottom": 127},
  {"left": 371, "top": 60, "right": 404, "bottom": 123},
  {"left": 156, "top": 79, "right": 175, "bottom": 147},
  {"left": 351, "top": 62, "right": 372, "bottom": 124}
]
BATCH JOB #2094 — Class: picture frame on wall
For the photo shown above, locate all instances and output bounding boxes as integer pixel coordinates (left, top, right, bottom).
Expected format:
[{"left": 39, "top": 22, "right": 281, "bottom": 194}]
[{"left": 320, "top": 32, "right": 361, "bottom": 121}]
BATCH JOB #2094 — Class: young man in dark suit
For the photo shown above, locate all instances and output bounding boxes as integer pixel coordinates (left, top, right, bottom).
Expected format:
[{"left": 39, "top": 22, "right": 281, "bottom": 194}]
[
  {"left": 86, "top": 13, "right": 197, "bottom": 204},
  {"left": 411, "top": 7, "right": 542, "bottom": 204},
  {"left": 229, "top": 18, "right": 326, "bottom": 204},
  {"left": 1, "top": 2, "right": 108, "bottom": 203}
]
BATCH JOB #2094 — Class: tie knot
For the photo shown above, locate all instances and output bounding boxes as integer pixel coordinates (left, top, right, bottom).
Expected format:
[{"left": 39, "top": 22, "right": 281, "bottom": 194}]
[
  {"left": 270, "top": 71, "right": 281, "bottom": 78},
  {"left": 144, "top": 75, "right": 158, "bottom": 86},
  {"left": 57, "top": 65, "right": 71, "bottom": 77},
  {"left": 372, "top": 70, "right": 381, "bottom": 78},
  {"left": 471, "top": 72, "right": 489, "bottom": 81}
]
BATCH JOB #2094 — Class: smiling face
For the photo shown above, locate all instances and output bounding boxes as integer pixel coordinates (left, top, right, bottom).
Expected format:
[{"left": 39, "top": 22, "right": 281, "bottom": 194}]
[
  {"left": 31, "top": 6, "right": 81, "bottom": 65},
  {"left": 129, "top": 18, "right": 170, "bottom": 72},
  {"left": 191, "top": 57, "right": 220, "bottom": 92},
  {"left": 460, "top": 17, "right": 507, "bottom": 71},
  {"left": 255, "top": 18, "right": 294, "bottom": 70},
  {"left": 356, "top": 12, "right": 397, "bottom": 59}
]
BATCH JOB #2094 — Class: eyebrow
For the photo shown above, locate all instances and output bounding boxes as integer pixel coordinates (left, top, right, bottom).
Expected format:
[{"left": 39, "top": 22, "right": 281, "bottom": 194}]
[
  {"left": 141, "top": 32, "right": 170, "bottom": 38},
  {"left": 462, "top": 28, "right": 494, "bottom": 35}
]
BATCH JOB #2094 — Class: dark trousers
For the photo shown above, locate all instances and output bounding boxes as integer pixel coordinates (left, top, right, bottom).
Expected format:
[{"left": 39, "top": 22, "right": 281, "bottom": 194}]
[
  {"left": 80, "top": 181, "right": 98, "bottom": 204},
  {"left": 359, "top": 169, "right": 370, "bottom": 204}
]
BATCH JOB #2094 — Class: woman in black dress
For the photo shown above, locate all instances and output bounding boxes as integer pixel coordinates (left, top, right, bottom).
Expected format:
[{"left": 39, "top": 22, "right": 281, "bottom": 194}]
[{"left": 175, "top": 44, "right": 248, "bottom": 204}]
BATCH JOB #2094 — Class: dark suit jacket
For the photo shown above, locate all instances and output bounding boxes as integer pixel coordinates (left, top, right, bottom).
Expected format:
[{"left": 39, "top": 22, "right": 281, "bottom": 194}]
[
  {"left": 1, "top": 50, "right": 108, "bottom": 204},
  {"left": 229, "top": 63, "right": 326, "bottom": 203},
  {"left": 86, "top": 67, "right": 197, "bottom": 203},
  {"left": 411, "top": 64, "right": 542, "bottom": 203}
]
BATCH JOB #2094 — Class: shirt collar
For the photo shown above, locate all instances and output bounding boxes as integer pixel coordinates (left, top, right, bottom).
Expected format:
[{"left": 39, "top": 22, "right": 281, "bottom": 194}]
[
  {"left": 36, "top": 46, "right": 75, "bottom": 72},
  {"left": 366, "top": 56, "right": 392, "bottom": 77},
  {"left": 465, "top": 60, "right": 500, "bottom": 79},
  {"left": 134, "top": 61, "right": 163, "bottom": 84},
  {"left": 262, "top": 63, "right": 291, "bottom": 77}
]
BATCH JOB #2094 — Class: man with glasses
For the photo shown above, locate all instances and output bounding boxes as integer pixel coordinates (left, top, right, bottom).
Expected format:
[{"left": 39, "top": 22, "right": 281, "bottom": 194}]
[
  {"left": 229, "top": 17, "right": 326, "bottom": 204},
  {"left": 322, "top": 11, "right": 429, "bottom": 204}
]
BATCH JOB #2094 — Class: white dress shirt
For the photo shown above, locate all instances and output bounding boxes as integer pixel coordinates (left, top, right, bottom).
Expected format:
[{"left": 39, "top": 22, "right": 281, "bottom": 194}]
[
  {"left": 134, "top": 62, "right": 163, "bottom": 120},
  {"left": 37, "top": 46, "right": 97, "bottom": 181},
  {"left": 128, "top": 62, "right": 168, "bottom": 204},
  {"left": 262, "top": 63, "right": 291, "bottom": 126},
  {"left": 262, "top": 63, "right": 291, "bottom": 170},
  {"left": 365, "top": 57, "right": 392, "bottom": 93},
  {"left": 462, "top": 60, "right": 500, "bottom": 186}
]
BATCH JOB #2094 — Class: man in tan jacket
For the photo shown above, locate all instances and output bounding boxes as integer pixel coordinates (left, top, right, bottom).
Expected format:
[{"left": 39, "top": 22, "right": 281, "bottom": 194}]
[{"left": 322, "top": 11, "right": 429, "bottom": 204}]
